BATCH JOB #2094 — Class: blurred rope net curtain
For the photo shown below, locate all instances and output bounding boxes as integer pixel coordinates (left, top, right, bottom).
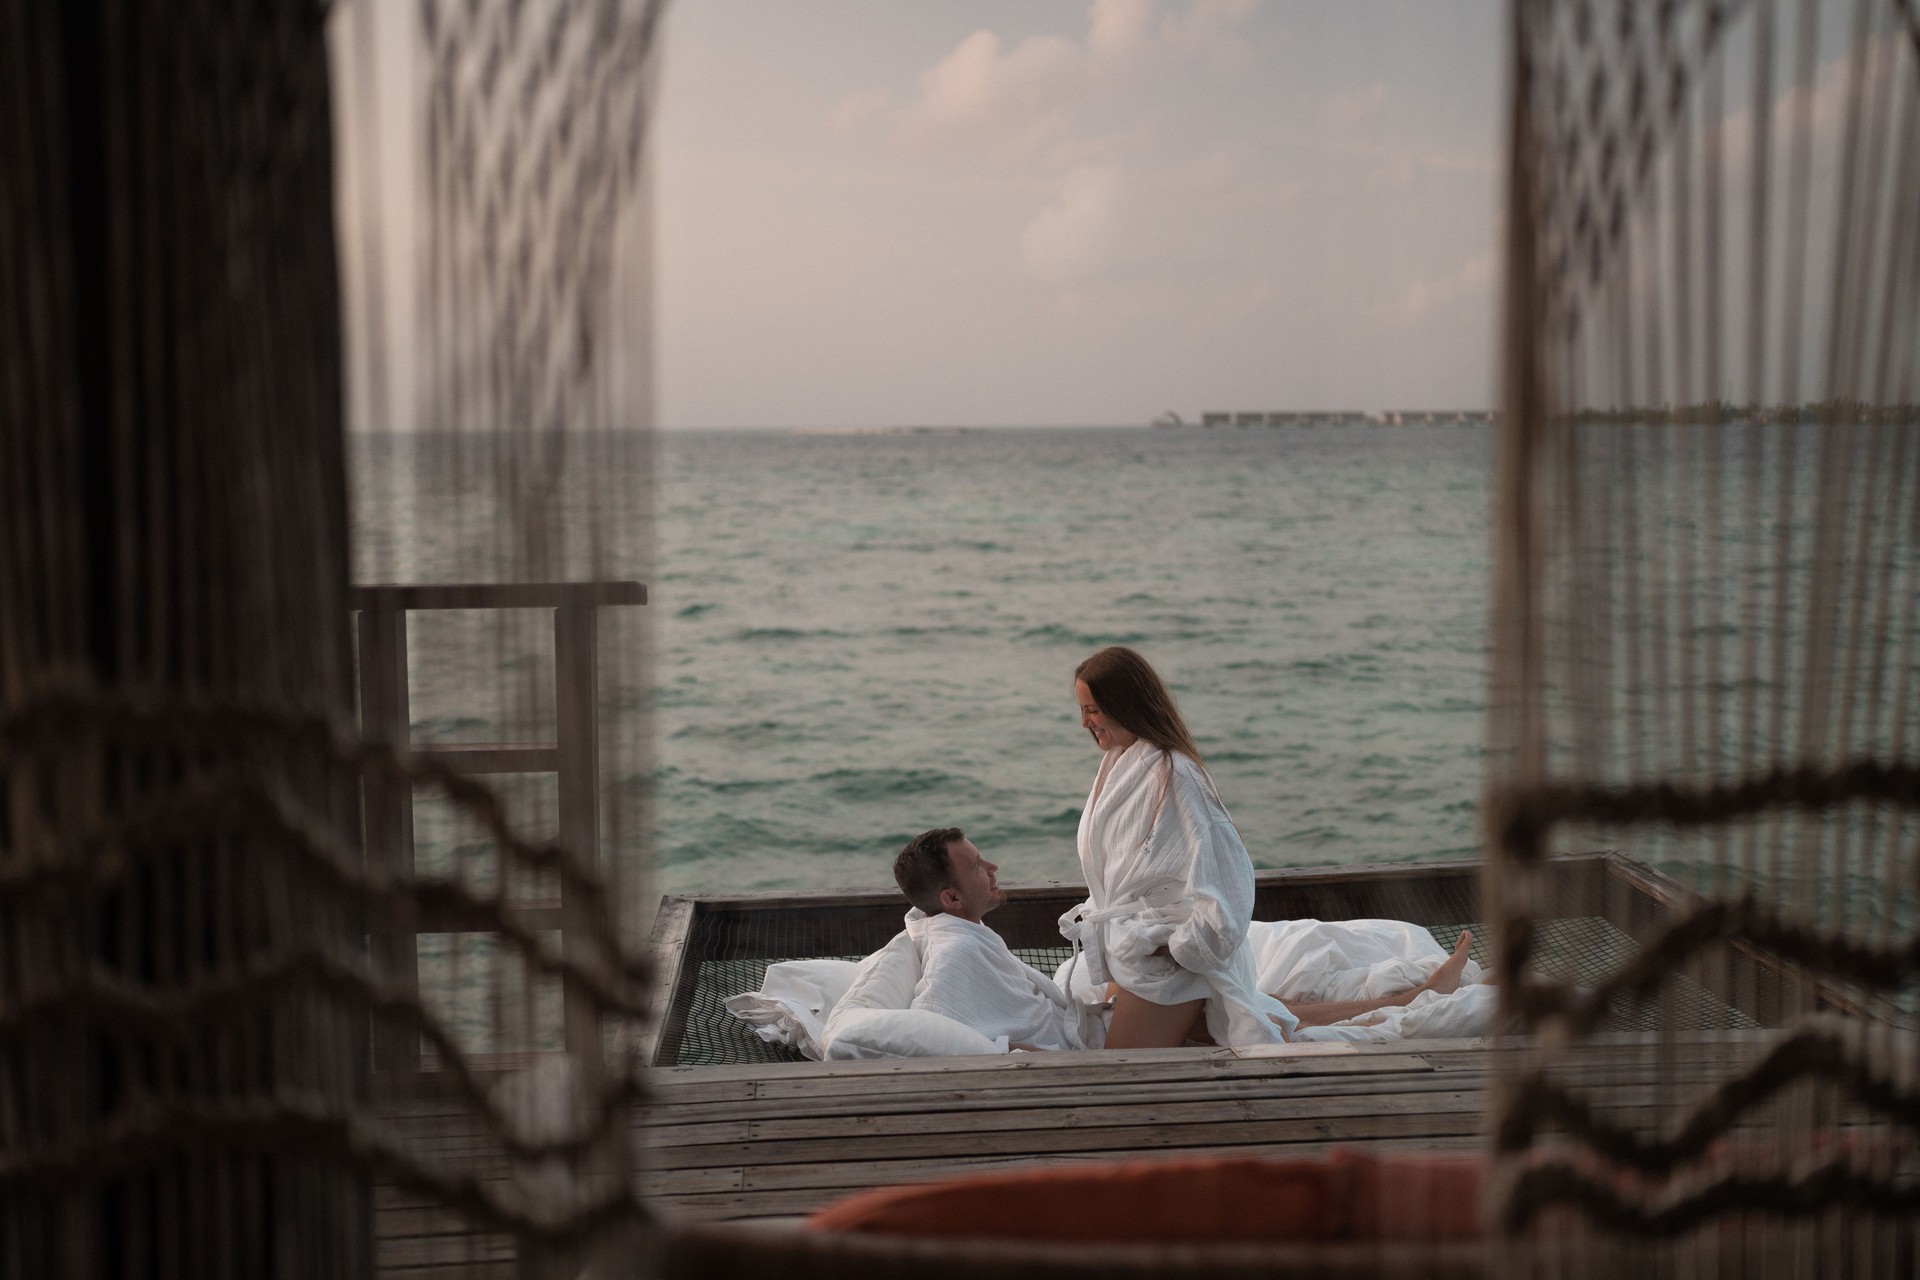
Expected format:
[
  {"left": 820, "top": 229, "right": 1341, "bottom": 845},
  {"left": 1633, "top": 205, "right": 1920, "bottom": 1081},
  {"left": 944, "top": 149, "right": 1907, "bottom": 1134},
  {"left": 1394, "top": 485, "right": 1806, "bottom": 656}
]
[
  {"left": 1489, "top": 0, "right": 1920, "bottom": 1272},
  {"left": 1, "top": 0, "right": 661, "bottom": 1275}
]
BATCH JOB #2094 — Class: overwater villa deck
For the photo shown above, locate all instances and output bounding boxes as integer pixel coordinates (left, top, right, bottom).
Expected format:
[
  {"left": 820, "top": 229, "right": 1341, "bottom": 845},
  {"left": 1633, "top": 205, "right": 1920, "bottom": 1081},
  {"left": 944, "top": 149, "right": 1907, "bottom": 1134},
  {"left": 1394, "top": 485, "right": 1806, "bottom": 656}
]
[{"left": 369, "top": 851, "right": 1879, "bottom": 1276}]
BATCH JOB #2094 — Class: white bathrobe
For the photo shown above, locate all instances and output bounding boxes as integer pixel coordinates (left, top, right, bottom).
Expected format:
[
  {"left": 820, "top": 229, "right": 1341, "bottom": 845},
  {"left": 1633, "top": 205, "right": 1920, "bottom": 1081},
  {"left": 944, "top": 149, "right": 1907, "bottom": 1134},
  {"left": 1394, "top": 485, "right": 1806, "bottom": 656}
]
[
  {"left": 906, "top": 908, "right": 1100, "bottom": 1051},
  {"left": 1063, "top": 740, "right": 1299, "bottom": 1045}
]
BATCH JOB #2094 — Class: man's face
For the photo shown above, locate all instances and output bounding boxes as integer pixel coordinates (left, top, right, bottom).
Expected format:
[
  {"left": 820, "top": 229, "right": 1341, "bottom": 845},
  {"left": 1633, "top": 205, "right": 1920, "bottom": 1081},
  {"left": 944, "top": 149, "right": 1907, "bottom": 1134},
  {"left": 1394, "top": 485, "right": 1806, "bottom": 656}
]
[{"left": 940, "top": 838, "right": 1005, "bottom": 922}]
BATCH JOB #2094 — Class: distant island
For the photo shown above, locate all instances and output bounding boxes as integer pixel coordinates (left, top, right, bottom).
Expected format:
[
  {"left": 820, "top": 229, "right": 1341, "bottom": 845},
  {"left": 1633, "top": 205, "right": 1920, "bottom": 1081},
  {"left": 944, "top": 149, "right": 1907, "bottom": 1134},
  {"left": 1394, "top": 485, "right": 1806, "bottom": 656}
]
[
  {"left": 790, "top": 425, "right": 985, "bottom": 436},
  {"left": 1152, "top": 400, "right": 1918, "bottom": 428},
  {"left": 1563, "top": 399, "right": 1920, "bottom": 425},
  {"left": 1154, "top": 410, "right": 1495, "bottom": 428}
]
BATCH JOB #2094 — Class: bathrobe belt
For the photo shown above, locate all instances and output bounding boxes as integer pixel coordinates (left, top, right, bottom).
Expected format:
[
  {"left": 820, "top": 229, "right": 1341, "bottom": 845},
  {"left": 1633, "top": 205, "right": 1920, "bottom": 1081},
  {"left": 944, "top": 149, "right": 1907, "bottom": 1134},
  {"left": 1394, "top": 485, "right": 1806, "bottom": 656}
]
[{"left": 1057, "top": 879, "right": 1189, "bottom": 1005}]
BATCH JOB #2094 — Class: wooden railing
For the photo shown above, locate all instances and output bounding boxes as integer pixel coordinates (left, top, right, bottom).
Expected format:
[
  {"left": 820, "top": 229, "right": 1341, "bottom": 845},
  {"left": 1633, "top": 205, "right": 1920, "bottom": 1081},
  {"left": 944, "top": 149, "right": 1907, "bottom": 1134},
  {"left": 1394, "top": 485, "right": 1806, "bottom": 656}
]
[{"left": 351, "top": 581, "right": 647, "bottom": 1072}]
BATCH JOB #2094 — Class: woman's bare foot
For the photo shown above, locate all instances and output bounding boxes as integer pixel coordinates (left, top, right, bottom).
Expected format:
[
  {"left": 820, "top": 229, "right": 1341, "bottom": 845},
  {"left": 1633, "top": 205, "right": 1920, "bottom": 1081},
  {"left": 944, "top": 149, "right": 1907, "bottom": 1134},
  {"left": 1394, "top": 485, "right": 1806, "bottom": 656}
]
[{"left": 1424, "top": 930, "right": 1474, "bottom": 996}]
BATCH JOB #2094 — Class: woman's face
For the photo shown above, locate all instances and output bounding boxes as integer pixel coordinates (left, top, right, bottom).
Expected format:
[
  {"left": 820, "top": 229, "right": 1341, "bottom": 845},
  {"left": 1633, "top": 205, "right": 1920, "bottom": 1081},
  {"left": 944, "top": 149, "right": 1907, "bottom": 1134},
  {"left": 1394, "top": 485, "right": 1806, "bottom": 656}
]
[{"left": 1076, "top": 679, "right": 1138, "bottom": 753}]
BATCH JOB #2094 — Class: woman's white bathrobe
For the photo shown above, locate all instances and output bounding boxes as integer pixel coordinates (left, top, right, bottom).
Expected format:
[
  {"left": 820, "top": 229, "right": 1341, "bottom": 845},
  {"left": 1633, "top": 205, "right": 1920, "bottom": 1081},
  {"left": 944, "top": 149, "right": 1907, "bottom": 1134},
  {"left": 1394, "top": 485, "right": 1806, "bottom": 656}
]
[{"left": 1061, "top": 740, "right": 1299, "bottom": 1046}]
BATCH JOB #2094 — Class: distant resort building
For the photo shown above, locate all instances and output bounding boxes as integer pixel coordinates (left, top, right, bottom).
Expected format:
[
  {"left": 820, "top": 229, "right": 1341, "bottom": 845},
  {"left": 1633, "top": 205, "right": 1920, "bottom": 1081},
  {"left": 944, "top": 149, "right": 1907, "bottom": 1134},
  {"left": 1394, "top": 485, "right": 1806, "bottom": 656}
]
[
  {"left": 1379, "top": 410, "right": 1497, "bottom": 426},
  {"left": 1196, "top": 410, "right": 1370, "bottom": 427},
  {"left": 1183, "top": 410, "right": 1488, "bottom": 428}
]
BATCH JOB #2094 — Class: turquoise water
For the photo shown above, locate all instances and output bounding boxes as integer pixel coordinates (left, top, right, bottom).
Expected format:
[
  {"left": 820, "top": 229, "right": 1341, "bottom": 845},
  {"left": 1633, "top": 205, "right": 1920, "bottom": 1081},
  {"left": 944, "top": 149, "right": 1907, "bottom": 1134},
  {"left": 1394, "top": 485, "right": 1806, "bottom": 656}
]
[{"left": 651, "top": 425, "right": 1492, "bottom": 894}]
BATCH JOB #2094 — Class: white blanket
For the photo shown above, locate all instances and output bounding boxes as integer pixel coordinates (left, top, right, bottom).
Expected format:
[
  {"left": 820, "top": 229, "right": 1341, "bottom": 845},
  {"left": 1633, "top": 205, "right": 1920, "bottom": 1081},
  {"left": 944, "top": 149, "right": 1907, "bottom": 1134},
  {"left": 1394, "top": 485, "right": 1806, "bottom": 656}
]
[
  {"left": 1255, "top": 917, "right": 1492, "bottom": 1043},
  {"left": 722, "top": 957, "right": 862, "bottom": 1060},
  {"left": 730, "top": 911, "right": 1492, "bottom": 1057}
]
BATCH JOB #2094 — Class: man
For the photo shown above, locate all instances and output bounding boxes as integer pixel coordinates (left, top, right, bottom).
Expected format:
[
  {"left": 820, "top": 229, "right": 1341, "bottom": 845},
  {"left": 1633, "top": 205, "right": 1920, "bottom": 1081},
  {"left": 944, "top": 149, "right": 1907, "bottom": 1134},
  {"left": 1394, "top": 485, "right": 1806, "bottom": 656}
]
[{"left": 892, "top": 828, "right": 1099, "bottom": 1052}]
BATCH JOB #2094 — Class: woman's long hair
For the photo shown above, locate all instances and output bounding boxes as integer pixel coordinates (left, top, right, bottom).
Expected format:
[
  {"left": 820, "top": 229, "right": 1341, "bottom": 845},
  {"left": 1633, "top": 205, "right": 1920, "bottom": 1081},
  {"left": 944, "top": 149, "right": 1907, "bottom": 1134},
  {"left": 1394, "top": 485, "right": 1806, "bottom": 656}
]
[{"left": 1074, "top": 647, "right": 1204, "bottom": 765}]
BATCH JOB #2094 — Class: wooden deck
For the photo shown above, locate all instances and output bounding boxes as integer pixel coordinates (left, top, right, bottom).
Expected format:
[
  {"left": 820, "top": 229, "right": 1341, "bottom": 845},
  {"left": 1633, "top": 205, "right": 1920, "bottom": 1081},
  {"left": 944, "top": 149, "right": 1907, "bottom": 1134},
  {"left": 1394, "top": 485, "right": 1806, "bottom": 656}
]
[
  {"left": 367, "top": 851, "right": 1872, "bottom": 1276},
  {"left": 372, "top": 1030, "right": 1793, "bottom": 1276},
  {"left": 636, "top": 1032, "right": 1766, "bottom": 1224}
]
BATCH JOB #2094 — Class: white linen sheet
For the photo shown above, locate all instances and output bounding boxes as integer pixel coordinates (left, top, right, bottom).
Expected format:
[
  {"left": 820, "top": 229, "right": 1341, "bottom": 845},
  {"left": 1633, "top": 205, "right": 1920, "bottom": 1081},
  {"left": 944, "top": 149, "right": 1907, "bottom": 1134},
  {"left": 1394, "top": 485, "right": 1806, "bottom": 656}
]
[
  {"left": 721, "top": 957, "right": 861, "bottom": 1061},
  {"left": 1249, "top": 917, "right": 1493, "bottom": 1043},
  {"left": 729, "top": 911, "right": 1491, "bottom": 1057}
]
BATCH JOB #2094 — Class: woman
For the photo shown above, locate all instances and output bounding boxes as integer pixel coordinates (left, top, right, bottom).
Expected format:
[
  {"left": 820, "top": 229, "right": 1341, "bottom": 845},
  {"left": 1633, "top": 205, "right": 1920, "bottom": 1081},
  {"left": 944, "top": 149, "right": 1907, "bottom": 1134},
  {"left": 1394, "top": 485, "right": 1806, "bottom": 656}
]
[
  {"left": 1061, "top": 647, "right": 1296, "bottom": 1049},
  {"left": 1062, "top": 647, "right": 1473, "bottom": 1050}
]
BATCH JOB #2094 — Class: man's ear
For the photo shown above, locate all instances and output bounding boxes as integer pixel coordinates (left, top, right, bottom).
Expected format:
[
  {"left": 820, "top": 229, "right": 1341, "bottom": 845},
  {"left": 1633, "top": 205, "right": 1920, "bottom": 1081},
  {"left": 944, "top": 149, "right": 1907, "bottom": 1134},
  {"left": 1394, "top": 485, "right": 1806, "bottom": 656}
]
[{"left": 937, "top": 885, "right": 963, "bottom": 914}]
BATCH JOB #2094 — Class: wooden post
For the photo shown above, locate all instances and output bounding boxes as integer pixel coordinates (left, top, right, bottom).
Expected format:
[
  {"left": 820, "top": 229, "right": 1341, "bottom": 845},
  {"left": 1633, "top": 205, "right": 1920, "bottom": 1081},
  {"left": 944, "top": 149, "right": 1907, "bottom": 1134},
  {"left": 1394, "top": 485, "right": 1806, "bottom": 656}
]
[
  {"left": 641, "top": 897, "right": 700, "bottom": 1066},
  {"left": 527, "top": 596, "right": 617, "bottom": 1280},
  {"left": 357, "top": 595, "right": 420, "bottom": 1073},
  {"left": 553, "top": 599, "right": 604, "bottom": 1080}
]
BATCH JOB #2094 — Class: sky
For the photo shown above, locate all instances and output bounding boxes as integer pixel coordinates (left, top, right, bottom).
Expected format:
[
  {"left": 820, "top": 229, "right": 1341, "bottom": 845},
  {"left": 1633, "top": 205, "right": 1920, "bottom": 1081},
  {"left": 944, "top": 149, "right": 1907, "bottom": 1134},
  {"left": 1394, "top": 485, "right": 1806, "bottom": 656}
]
[
  {"left": 328, "top": 1, "right": 1511, "bottom": 432},
  {"left": 331, "top": 2, "right": 1904, "bottom": 432},
  {"left": 652, "top": 1, "right": 1509, "bottom": 427}
]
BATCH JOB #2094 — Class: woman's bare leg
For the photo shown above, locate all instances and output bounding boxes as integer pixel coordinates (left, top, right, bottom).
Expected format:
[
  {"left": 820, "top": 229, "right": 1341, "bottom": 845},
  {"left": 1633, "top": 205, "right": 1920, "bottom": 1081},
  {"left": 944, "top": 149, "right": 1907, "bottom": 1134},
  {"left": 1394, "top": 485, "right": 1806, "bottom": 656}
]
[
  {"left": 1103, "top": 990, "right": 1208, "bottom": 1049},
  {"left": 1276, "top": 931, "right": 1478, "bottom": 1030}
]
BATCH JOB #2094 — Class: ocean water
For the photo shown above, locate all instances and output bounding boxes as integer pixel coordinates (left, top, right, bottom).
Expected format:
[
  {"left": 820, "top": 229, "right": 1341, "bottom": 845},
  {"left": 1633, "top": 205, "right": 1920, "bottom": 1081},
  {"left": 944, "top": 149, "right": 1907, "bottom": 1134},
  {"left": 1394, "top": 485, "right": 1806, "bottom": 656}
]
[
  {"left": 348, "top": 419, "right": 1920, "bottom": 1051},
  {"left": 651, "top": 425, "right": 1492, "bottom": 894}
]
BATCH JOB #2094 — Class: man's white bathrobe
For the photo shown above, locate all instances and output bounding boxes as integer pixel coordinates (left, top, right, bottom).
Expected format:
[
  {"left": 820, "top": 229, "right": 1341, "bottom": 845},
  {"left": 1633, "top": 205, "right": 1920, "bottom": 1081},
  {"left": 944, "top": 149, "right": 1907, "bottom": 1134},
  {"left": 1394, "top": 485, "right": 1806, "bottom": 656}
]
[
  {"left": 905, "top": 908, "right": 1099, "bottom": 1050},
  {"left": 1062, "top": 740, "right": 1299, "bottom": 1046}
]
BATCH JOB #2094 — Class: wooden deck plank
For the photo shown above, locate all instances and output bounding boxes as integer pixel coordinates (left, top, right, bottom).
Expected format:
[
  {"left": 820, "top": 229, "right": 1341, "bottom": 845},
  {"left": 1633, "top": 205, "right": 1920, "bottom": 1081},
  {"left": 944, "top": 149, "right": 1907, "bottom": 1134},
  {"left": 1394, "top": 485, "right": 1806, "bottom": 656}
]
[
  {"left": 649, "top": 1135, "right": 1495, "bottom": 1223},
  {"left": 371, "top": 1030, "right": 1812, "bottom": 1271},
  {"left": 642, "top": 1029, "right": 1781, "bottom": 1100},
  {"left": 391, "top": 1062, "right": 1730, "bottom": 1166},
  {"left": 640, "top": 1054, "right": 1747, "bottom": 1128},
  {"left": 642, "top": 1072, "right": 1486, "bottom": 1133},
  {"left": 651, "top": 1115, "right": 1502, "bottom": 1203},
  {"left": 646, "top": 1043, "right": 1254, "bottom": 1087},
  {"left": 652, "top": 1092, "right": 1496, "bottom": 1173},
  {"left": 649, "top": 1039, "right": 1456, "bottom": 1091},
  {"left": 377, "top": 1236, "right": 515, "bottom": 1270},
  {"left": 401, "top": 1083, "right": 1730, "bottom": 1177},
  {"left": 663, "top": 1126, "right": 1821, "bottom": 1212},
  {"left": 647, "top": 1079, "right": 1725, "bottom": 1160},
  {"left": 729, "top": 1106, "right": 1659, "bottom": 1193},
  {"left": 379, "top": 1042, "right": 1761, "bottom": 1165},
  {"left": 734, "top": 1051, "right": 1435, "bottom": 1101}
]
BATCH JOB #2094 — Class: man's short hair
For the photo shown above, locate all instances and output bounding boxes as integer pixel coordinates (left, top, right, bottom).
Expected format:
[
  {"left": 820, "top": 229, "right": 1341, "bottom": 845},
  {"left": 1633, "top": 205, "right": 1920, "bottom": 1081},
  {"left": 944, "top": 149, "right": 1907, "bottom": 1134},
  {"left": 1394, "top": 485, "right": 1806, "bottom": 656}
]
[{"left": 893, "top": 827, "right": 964, "bottom": 915}]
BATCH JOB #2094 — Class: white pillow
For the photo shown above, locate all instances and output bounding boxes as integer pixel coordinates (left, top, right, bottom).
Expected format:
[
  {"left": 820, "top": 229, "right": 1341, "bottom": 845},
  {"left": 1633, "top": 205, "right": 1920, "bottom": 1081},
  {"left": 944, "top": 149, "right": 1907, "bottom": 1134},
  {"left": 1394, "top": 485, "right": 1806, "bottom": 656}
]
[
  {"left": 817, "top": 930, "right": 1007, "bottom": 1059},
  {"left": 822, "top": 1007, "right": 1005, "bottom": 1060},
  {"left": 723, "top": 958, "right": 863, "bottom": 1061}
]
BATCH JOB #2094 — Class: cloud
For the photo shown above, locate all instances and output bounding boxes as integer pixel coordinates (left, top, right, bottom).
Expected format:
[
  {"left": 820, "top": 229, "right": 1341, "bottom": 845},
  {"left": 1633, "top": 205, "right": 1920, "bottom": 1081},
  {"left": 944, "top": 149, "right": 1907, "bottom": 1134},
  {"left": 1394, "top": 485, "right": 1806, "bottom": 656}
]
[
  {"left": 1710, "top": 28, "right": 1909, "bottom": 176},
  {"left": 1157, "top": 0, "right": 1258, "bottom": 50},
  {"left": 1382, "top": 247, "right": 1497, "bottom": 324},
  {"left": 1218, "top": 271, "right": 1274, "bottom": 318},
  {"left": 1322, "top": 82, "right": 1388, "bottom": 131},
  {"left": 1089, "top": 0, "right": 1155, "bottom": 61},
  {"left": 1022, "top": 166, "right": 1124, "bottom": 283},
  {"left": 852, "top": 1, "right": 1257, "bottom": 154},
  {"left": 831, "top": 2, "right": 1262, "bottom": 289},
  {"left": 893, "top": 28, "right": 1085, "bottom": 150},
  {"left": 828, "top": 86, "right": 894, "bottom": 136}
]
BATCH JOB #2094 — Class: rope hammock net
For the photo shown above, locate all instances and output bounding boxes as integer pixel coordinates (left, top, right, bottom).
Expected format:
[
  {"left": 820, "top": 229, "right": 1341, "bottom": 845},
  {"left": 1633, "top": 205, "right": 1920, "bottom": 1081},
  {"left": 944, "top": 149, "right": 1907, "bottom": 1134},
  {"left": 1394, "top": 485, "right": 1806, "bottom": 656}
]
[
  {"left": 1488, "top": 0, "right": 1920, "bottom": 1269},
  {"left": 3, "top": 0, "right": 660, "bottom": 1275}
]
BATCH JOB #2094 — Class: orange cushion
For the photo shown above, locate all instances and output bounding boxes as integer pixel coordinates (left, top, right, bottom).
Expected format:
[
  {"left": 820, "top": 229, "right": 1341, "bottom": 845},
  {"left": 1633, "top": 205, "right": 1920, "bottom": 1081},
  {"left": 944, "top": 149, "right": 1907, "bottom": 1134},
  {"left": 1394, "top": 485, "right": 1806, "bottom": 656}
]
[{"left": 807, "top": 1150, "right": 1484, "bottom": 1244}]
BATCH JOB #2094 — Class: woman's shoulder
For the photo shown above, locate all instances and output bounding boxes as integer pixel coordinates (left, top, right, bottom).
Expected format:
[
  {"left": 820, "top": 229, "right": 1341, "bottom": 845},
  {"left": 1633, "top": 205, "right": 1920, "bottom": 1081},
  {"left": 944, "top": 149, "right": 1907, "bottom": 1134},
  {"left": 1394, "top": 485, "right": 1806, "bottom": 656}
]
[
  {"left": 1157, "top": 751, "right": 1215, "bottom": 799},
  {"left": 1162, "top": 749, "right": 1208, "bottom": 782}
]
